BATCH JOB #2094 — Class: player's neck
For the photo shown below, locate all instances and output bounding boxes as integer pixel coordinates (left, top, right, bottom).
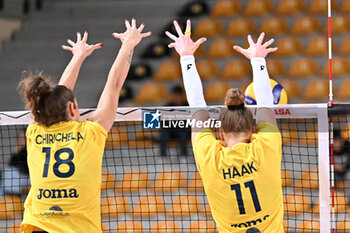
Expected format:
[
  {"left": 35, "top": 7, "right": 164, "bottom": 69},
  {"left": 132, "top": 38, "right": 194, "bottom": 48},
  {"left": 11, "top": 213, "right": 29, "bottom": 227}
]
[{"left": 224, "top": 132, "right": 251, "bottom": 148}]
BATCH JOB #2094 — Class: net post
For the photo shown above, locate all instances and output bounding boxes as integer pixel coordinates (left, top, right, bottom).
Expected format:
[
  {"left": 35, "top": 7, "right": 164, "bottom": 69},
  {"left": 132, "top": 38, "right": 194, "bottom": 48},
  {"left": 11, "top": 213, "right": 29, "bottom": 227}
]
[{"left": 317, "top": 105, "right": 331, "bottom": 233}]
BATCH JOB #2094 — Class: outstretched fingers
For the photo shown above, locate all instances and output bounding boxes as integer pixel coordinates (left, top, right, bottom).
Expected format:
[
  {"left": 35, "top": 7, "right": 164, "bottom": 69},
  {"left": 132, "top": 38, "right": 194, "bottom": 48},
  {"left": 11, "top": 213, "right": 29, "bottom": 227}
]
[
  {"left": 165, "top": 31, "right": 178, "bottom": 41},
  {"left": 141, "top": 31, "right": 152, "bottom": 38},
  {"left": 233, "top": 45, "right": 251, "bottom": 59},
  {"left": 168, "top": 42, "right": 176, "bottom": 48},
  {"left": 173, "top": 20, "right": 183, "bottom": 36},
  {"left": 262, "top": 38, "right": 274, "bottom": 48},
  {"left": 185, "top": 19, "right": 191, "bottom": 34},
  {"left": 77, "top": 32, "right": 81, "bottom": 42},
  {"left": 86, "top": 43, "right": 103, "bottom": 53},
  {"left": 61, "top": 45, "right": 73, "bottom": 51},
  {"left": 112, "top": 32, "right": 123, "bottom": 39},
  {"left": 125, "top": 19, "right": 131, "bottom": 29},
  {"left": 138, "top": 22, "right": 151, "bottom": 37},
  {"left": 67, "top": 39, "right": 75, "bottom": 46},
  {"left": 247, "top": 35, "right": 254, "bottom": 47},
  {"left": 266, "top": 47, "right": 278, "bottom": 53},
  {"left": 194, "top": 37, "right": 207, "bottom": 47},
  {"left": 257, "top": 32, "right": 265, "bottom": 45},
  {"left": 82, "top": 31, "right": 88, "bottom": 43},
  {"left": 131, "top": 18, "right": 136, "bottom": 28},
  {"left": 138, "top": 23, "right": 145, "bottom": 32},
  {"left": 233, "top": 45, "right": 246, "bottom": 54},
  {"left": 93, "top": 43, "right": 103, "bottom": 49}
]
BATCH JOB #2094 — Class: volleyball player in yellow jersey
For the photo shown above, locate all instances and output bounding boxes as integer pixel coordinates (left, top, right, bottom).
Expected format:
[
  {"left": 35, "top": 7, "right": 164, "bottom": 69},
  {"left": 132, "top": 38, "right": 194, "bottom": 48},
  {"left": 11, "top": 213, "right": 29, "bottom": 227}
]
[
  {"left": 166, "top": 20, "right": 283, "bottom": 233},
  {"left": 18, "top": 19, "right": 151, "bottom": 233}
]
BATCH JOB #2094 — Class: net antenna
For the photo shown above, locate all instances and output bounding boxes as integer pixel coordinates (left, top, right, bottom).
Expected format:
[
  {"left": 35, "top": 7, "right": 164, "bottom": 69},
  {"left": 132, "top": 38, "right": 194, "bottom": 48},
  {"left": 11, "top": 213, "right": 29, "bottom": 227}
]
[
  {"left": 327, "top": 1, "right": 335, "bottom": 232},
  {"left": 328, "top": 0, "right": 333, "bottom": 105}
]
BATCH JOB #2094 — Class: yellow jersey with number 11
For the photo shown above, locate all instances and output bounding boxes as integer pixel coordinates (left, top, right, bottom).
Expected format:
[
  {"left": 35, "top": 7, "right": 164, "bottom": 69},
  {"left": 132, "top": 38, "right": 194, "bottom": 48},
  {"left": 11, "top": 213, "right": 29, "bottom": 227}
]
[
  {"left": 193, "top": 122, "right": 284, "bottom": 233},
  {"left": 21, "top": 120, "right": 107, "bottom": 233}
]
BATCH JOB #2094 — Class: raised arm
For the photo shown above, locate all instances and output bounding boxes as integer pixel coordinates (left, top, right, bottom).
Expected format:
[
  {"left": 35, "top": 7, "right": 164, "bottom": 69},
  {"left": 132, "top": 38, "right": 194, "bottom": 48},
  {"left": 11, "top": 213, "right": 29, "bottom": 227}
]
[
  {"left": 88, "top": 19, "right": 151, "bottom": 132},
  {"left": 233, "top": 32, "right": 278, "bottom": 127},
  {"left": 60, "top": 31, "right": 103, "bottom": 90},
  {"left": 165, "top": 20, "right": 207, "bottom": 142}
]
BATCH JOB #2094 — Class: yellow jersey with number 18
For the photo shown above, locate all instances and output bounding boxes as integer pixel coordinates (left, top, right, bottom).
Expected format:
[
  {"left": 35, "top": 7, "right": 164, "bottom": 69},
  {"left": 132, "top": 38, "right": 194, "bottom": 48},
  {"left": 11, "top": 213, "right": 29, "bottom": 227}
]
[
  {"left": 193, "top": 122, "right": 284, "bottom": 233},
  {"left": 21, "top": 120, "right": 107, "bottom": 233}
]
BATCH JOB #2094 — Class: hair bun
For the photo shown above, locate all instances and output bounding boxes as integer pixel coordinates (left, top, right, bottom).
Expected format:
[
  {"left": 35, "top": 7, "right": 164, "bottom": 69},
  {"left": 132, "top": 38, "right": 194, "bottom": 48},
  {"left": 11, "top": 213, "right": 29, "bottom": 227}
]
[
  {"left": 18, "top": 72, "right": 53, "bottom": 108},
  {"left": 225, "top": 88, "right": 245, "bottom": 106},
  {"left": 33, "top": 76, "right": 51, "bottom": 96},
  {"left": 26, "top": 75, "right": 52, "bottom": 102}
]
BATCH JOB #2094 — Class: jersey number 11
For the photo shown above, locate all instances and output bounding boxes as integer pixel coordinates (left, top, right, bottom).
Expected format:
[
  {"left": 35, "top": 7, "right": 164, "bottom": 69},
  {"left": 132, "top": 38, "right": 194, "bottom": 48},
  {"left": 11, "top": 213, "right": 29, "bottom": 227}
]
[{"left": 231, "top": 180, "right": 261, "bottom": 215}]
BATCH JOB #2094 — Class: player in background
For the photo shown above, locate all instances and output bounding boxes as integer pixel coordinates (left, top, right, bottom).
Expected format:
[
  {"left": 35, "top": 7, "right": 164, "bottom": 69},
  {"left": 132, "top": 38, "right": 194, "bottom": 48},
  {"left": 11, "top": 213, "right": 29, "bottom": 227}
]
[
  {"left": 18, "top": 19, "right": 150, "bottom": 233},
  {"left": 166, "top": 20, "right": 283, "bottom": 233}
]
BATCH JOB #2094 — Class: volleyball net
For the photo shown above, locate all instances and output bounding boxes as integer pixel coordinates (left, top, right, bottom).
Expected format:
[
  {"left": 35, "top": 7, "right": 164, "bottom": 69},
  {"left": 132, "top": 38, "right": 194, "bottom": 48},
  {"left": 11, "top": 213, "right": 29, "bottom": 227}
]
[{"left": 0, "top": 104, "right": 349, "bottom": 232}]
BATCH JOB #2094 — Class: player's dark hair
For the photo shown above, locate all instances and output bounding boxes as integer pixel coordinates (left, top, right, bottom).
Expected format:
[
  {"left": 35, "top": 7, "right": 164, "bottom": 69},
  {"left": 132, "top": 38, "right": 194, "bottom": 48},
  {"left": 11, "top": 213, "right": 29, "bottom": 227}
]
[
  {"left": 17, "top": 72, "right": 76, "bottom": 127},
  {"left": 219, "top": 88, "right": 254, "bottom": 133}
]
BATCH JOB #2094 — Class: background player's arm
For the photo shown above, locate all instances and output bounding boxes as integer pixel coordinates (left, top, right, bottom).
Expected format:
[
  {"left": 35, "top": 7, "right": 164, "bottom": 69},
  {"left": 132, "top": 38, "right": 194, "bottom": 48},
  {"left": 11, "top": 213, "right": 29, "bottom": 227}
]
[
  {"left": 165, "top": 20, "right": 207, "bottom": 142},
  {"left": 233, "top": 33, "right": 278, "bottom": 127},
  {"left": 60, "top": 31, "right": 103, "bottom": 90},
  {"left": 88, "top": 19, "right": 151, "bottom": 132}
]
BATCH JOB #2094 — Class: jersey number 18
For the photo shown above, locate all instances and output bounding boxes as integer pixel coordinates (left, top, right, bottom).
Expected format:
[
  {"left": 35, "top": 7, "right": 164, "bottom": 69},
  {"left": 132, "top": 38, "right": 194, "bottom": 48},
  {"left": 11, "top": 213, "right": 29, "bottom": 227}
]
[{"left": 42, "top": 147, "right": 75, "bottom": 178}]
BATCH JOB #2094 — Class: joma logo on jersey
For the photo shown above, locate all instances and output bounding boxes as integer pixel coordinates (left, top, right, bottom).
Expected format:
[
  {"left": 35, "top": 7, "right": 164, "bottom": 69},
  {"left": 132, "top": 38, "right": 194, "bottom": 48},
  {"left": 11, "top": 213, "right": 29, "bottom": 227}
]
[
  {"left": 231, "top": 215, "right": 269, "bottom": 228},
  {"left": 37, "top": 188, "right": 79, "bottom": 200}
]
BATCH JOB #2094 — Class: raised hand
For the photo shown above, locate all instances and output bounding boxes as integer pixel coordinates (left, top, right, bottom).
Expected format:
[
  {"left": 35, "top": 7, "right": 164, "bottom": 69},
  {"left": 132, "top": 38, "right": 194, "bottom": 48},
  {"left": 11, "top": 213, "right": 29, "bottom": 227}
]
[
  {"left": 62, "top": 31, "right": 103, "bottom": 58},
  {"left": 233, "top": 32, "right": 277, "bottom": 59},
  {"left": 165, "top": 20, "right": 206, "bottom": 57},
  {"left": 113, "top": 18, "right": 151, "bottom": 47}
]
